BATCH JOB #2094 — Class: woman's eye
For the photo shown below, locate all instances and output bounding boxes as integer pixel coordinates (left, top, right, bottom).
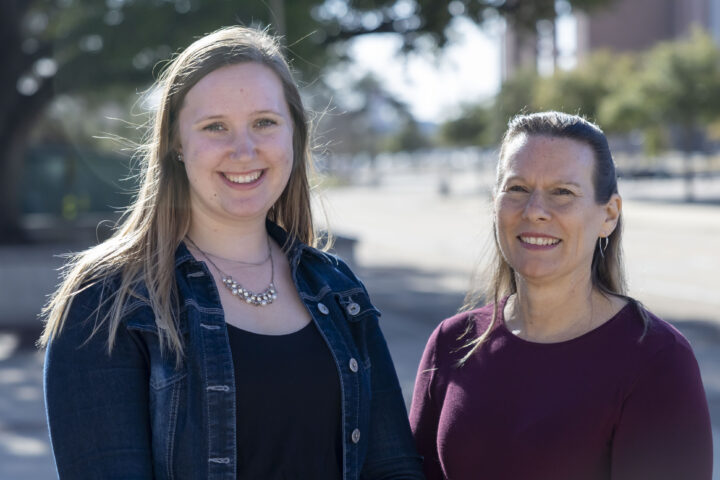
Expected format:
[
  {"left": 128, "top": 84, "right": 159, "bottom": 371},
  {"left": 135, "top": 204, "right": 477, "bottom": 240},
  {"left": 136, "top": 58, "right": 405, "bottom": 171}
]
[
  {"left": 507, "top": 185, "right": 528, "bottom": 193},
  {"left": 255, "top": 118, "right": 277, "bottom": 128},
  {"left": 203, "top": 123, "right": 226, "bottom": 132},
  {"left": 554, "top": 188, "right": 574, "bottom": 196}
]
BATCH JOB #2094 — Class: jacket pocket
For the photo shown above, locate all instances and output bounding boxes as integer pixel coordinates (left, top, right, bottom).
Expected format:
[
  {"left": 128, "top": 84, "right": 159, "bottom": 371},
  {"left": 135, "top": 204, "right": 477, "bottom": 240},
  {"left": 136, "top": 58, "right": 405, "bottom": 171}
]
[
  {"left": 334, "top": 289, "right": 381, "bottom": 370},
  {"left": 335, "top": 288, "right": 382, "bottom": 323}
]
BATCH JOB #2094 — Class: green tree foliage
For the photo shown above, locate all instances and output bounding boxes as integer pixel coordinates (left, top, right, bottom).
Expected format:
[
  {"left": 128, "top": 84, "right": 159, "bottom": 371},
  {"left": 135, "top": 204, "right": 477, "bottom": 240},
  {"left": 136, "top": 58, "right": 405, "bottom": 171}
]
[
  {"left": 314, "top": 0, "right": 616, "bottom": 47},
  {"left": 387, "top": 120, "right": 432, "bottom": 152},
  {"left": 534, "top": 51, "right": 635, "bottom": 120},
  {"left": 600, "top": 28, "right": 720, "bottom": 145},
  {"left": 2, "top": 0, "right": 321, "bottom": 241},
  {"left": 441, "top": 28, "right": 720, "bottom": 201},
  {"left": 600, "top": 28, "right": 720, "bottom": 200},
  {"left": 440, "top": 102, "right": 493, "bottom": 147},
  {"left": 440, "top": 68, "right": 538, "bottom": 146}
]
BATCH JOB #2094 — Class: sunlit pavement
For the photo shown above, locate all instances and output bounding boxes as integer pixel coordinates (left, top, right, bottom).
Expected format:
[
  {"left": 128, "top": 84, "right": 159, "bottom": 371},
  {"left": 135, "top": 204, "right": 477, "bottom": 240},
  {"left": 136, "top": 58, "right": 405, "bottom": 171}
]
[
  {"left": 1, "top": 169, "right": 719, "bottom": 478},
  {"left": 0, "top": 341, "right": 55, "bottom": 478}
]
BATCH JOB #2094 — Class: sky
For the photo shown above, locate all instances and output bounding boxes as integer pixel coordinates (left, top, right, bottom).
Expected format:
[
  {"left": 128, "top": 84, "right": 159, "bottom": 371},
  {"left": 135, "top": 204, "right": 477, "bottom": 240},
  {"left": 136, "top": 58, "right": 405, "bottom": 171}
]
[
  {"left": 339, "top": 16, "right": 502, "bottom": 123},
  {"left": 340, "top": 12, "right": 578, "bottom": 123}
]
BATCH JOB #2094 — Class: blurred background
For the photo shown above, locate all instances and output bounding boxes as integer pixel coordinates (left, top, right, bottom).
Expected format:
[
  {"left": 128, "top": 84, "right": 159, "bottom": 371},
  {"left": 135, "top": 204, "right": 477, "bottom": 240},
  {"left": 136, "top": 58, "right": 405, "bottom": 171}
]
[{"left": 1, "top": 0, "right": 720, "bottom": 477}]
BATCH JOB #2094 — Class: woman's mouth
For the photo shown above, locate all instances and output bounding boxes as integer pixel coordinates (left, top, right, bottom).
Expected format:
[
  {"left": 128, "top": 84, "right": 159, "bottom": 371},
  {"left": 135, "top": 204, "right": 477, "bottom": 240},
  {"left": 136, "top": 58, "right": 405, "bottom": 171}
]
[
  {"left": 518, "top": 235, "right": 561, "bottom": 246},
  {"left": 222, "top": 170, "right": 263, "bottom": 185}
]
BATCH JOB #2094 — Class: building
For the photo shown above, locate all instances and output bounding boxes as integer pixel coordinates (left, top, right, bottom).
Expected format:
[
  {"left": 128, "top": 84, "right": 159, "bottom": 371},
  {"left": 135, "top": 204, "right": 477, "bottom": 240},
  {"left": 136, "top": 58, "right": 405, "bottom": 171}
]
[
  {"left": 503, "top": 0, "right": 720, "bottom": 78},
  {"left": 576, "top": 0, "right": 720, "bottom": 60}
]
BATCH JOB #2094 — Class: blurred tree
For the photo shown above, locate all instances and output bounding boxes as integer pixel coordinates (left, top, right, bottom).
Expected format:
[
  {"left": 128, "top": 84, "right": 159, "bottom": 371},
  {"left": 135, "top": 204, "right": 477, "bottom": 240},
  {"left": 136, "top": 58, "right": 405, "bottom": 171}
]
[
  {"left": 440, "top": 67, "right": 538, "bottom": 147},
  {"left": 386, "top": 119, "right": 432, "bottom": 152},
  {"left": 534, "top": 51, "right": 636, "bottom": 120},
  {"left": 599, "top": 28, "right": 720, "bottom": 200},
  {"left": 490, "top": 67, "right": 538, "bottom": 141},
  {"left": 314, "top": 0, "right": 615, "bottom": 48},
  {"left": 439, "top": 102, "right": 493, "bottom": 147},
  {"left": 1, "top": 0, "right": 323, "bottom": 242}
]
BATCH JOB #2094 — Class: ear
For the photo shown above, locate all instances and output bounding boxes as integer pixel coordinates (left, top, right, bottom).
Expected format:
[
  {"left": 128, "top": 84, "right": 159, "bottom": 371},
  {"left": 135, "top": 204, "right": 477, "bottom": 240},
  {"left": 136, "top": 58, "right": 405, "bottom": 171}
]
[{"left": 600, "top": 193, "right": 622, "bottom": 237}]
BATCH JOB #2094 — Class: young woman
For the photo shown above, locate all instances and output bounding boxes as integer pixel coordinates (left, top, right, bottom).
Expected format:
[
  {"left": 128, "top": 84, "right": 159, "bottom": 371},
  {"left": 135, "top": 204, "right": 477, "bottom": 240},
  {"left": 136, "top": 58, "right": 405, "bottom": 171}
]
[
  {"left": 410, "top": 111, "right": 712, "bottom": 480},
  {"left": 41, "top": 26, "right": 423, "bottom": 480}
]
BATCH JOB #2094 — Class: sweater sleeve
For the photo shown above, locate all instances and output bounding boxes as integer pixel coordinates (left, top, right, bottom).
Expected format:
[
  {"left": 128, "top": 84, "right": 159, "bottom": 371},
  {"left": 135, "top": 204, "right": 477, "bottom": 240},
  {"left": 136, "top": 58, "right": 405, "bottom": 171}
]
[
  {"left": 610, "top": 337, "right": 713, "bottom": 480},
  {"left": 409, "top": 323, "right": 445, "bottom": 480}
]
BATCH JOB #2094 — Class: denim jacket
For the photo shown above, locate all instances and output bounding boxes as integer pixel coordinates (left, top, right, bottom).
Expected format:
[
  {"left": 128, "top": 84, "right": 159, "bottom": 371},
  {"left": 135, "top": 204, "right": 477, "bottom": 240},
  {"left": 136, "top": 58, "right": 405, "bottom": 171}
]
[{"left": 44, "top": 222, "right": 424, "bottom": 479}]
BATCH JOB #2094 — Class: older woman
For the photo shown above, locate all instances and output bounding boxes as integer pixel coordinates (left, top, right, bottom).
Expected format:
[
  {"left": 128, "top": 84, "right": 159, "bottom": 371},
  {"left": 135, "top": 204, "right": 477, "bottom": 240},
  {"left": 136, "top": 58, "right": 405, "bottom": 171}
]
[
  {"left": 41, "top": 26, "right": 422, "bottom": 479},
  {"left": 410, "top": 111, "right": 712, "bottom": 480}
]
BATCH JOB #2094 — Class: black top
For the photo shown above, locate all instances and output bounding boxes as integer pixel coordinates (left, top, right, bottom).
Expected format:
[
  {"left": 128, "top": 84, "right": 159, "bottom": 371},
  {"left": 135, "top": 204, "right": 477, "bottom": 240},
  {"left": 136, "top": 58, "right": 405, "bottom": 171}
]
[{"left": 227, "top": 321, "right": 342, "bottom": 480}]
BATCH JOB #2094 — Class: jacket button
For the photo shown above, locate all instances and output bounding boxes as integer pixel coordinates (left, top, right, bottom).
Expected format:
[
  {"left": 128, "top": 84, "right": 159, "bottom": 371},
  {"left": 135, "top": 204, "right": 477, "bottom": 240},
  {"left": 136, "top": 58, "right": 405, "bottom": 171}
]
[
  {"left": 349, "top": 358, "right": 358, "bottom": 373},
  {"left": 351, "top": 428, "right": 361, "bottom": 444},
  {"left": 346, "top": 303, "right": 360, "bottom": 316},
  {"left": 317, "top": 302, "right": 329, "bottom": 315}
]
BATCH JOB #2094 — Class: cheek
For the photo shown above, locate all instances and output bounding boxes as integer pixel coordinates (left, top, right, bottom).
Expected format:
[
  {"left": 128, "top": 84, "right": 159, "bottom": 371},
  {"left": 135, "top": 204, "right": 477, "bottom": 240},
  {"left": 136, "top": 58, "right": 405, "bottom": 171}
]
[
  {"left": 274, "top": 138, "right": 295, "bottom": 175},
  {"left": 493, "top": 212, "right": 513, "bottom": 257},
  {"left": 494, "top": 199, "right": 516, "bottom": 233}
]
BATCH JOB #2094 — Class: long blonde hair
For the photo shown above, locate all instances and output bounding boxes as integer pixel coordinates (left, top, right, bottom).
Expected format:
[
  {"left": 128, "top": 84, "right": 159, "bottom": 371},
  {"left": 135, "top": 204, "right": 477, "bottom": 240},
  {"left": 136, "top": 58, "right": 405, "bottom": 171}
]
[{"left": 39, "top": 26, "right": 316, "bottom": 361}]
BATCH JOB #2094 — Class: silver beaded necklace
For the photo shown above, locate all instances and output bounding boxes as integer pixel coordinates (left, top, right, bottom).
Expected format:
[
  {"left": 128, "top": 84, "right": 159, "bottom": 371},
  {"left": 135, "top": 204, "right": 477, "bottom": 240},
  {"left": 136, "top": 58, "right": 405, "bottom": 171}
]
[{"left": 186, "top": 236, "right": 277, "bottom": 307}]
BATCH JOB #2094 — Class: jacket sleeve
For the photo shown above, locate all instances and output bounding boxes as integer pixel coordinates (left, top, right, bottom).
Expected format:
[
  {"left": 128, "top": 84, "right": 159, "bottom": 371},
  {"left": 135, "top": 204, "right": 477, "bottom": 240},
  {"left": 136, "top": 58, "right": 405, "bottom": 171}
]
[
  {"left": 359, "top": 315, "right": 425, "bottom": 480},
  {"left": 409, "top": 324, "right": 445, "bottom": 480},
  {"left": 44, "top": 282, "right": 155, "bottom": 479},
  {"left": 610, "top": 337, "right": 713, "bottom": 480}
]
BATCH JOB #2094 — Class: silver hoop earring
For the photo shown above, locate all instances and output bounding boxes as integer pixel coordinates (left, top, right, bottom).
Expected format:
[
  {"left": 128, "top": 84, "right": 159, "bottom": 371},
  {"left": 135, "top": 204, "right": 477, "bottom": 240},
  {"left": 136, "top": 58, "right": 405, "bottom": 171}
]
[{"left": 598, "top": 237, "right": 609, "bottom": 259}]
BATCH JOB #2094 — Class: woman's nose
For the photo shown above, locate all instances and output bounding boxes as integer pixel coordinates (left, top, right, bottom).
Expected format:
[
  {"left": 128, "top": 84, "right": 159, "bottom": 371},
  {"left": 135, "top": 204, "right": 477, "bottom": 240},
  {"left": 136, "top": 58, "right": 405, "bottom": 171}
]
[
  {"left": 522, "top": 191, "right": 551, "bottom": 222},
  {"left": 230, "top": 129, "right": 256, "bottom": 159}
]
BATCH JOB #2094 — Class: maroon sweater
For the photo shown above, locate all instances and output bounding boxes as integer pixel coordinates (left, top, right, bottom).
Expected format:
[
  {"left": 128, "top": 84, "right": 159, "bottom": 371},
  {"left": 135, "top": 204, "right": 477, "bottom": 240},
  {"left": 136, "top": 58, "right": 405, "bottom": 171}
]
[{"left": 410, "top": 300, "right": 712, "bottom": 480}]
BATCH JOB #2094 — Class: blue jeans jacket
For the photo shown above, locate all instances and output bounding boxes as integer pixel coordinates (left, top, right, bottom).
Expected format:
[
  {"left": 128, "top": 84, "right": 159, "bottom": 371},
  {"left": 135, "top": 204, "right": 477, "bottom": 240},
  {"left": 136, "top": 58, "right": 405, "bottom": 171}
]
[{"left": 44, "top": 222, "right": 424, "bottom": 479}]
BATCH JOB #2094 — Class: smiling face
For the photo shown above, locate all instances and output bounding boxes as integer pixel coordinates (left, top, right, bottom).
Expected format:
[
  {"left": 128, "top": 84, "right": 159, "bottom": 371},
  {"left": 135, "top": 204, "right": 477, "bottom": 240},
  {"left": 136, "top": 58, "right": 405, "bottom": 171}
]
[
  {"left": 494, "top": 134, "right": 620, "bottom": 287},
  {"left": 177, "top": 62, "right": 294, "bottom": 230}
]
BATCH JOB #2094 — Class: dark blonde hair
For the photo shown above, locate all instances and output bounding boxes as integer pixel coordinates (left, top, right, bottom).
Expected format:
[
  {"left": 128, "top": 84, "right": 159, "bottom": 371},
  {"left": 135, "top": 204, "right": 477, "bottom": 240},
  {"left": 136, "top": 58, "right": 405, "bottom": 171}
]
[
  {"left": 40, "top": 26, "right": 316, "bottom": 361},
  {"left": 460, "top": 111, "right": 644, "bottom": 364}
]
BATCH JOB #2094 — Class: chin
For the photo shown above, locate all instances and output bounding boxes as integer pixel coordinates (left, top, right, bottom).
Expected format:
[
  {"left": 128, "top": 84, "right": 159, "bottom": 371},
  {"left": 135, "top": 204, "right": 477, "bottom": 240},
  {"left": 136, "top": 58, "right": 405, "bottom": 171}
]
[{"left": 512, "top": 264, "right": 558, "bottom": 282}]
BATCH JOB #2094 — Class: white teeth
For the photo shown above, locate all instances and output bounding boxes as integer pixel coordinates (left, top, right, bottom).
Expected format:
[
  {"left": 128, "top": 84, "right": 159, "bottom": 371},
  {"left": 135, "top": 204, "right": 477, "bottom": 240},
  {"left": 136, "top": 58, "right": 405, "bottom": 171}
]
[
  {"left": 224, "top": 171, "right": 261, "bottom": 184},
  {"left": 520, "top": 236, "right": 560, "bottom": 246}
]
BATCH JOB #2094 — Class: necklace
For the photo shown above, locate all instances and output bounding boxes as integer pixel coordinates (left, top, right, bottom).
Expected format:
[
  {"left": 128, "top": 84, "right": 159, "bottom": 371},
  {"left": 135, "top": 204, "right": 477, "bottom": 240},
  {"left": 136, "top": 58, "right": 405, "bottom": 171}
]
[
  {"left": 186, "top": 236, "right": 277, "bottom": 307},
  {"left": 203, "top": 247, "right": 271, "bottom": 267}
]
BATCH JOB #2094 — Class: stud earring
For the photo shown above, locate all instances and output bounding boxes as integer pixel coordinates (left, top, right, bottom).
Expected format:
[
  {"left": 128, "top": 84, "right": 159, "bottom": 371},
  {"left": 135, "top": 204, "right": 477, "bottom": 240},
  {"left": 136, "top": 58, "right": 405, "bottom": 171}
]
[{"left": 176, "top": 152, "right": 184, "bottom": 162}]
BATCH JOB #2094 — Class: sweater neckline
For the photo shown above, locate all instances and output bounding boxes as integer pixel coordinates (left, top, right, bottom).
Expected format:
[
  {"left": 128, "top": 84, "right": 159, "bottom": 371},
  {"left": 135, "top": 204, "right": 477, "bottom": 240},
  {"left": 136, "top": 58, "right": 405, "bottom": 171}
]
[{"left": 495, "top": 295, "right": 633, "bottom": 347}]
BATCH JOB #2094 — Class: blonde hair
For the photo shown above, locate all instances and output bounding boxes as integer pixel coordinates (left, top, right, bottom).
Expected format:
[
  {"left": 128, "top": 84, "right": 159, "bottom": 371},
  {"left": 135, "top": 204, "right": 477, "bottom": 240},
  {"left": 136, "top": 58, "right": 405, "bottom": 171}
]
[{"left": 40, "top": 26, "right": 317, "bottom": 361}]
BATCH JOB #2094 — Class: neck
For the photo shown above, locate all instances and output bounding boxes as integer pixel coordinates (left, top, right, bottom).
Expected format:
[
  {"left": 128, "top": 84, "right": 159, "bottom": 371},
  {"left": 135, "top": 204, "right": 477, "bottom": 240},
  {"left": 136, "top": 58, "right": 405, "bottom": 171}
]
[
  {"left": 187, "top": 215, "right": 270, "bottom": 264},
  {"left": 507, "top": 273, "right": 606, "bottom": 342}
]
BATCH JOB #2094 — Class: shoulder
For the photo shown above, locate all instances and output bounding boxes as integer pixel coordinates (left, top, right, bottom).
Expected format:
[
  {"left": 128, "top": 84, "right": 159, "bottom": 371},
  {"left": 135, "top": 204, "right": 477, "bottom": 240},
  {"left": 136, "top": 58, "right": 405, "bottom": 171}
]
[
  {"left": 621, "top": 304, "right": 693, "bottom": 354},
  {"left": 64, "top": 273, "right": 121, "bottom": 321},
  {"left": 61, "top": 268, "right": 158, "bottom": 334},
  {"left": 617, "top": 303, "right": 700, "bottom": 379},
  {"left": 423, "top": 303, "right": 498, "bottom": 366},
  {"left": 435, "top": 303, "right": 497, "bottom": 341},
  {"left": 295, "top": 245, "right": 367, "bottom": 293}
]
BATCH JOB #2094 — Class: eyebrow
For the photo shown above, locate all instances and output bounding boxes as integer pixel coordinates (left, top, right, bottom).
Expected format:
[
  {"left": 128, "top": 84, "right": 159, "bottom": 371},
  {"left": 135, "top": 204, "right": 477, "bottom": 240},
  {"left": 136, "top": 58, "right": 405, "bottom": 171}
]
[{"left": 503, "top": 175, "right": 583, "bottom": 188}]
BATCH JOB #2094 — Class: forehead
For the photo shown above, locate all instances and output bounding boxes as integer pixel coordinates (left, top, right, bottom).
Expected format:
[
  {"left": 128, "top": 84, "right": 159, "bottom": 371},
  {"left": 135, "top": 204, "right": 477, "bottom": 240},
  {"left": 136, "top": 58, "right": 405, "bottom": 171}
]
[
  {"left": 500, "top": 134, "right": 595, "bottom": 184},
  {"left": 182, "top": 62, "right": 288, "bottom": 114}
]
